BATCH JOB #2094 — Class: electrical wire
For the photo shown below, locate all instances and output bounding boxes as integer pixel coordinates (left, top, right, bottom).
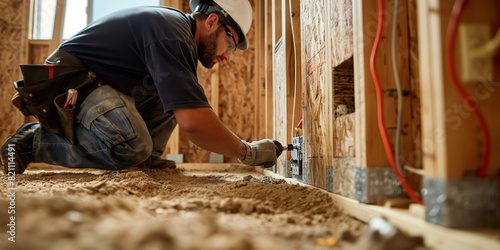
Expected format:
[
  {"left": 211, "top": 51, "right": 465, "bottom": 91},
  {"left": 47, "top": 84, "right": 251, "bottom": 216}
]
[
  {"left": 445, "top": 0, "right": 491, "bottom": 178},
  {"left": 391, "top": 0, "right": 405, "bottom": 176},
  {"left": 289, "top": 0, "right": 299, "bottom": 139},
  {"left": 404, "top": 165, "right": 426, "bottom": 176},
  {"left": 370, "top": 0, "right": 422, "bottom": 204},
  {"left": 470, "top": 28, "right": 500, "bottom": 58}
]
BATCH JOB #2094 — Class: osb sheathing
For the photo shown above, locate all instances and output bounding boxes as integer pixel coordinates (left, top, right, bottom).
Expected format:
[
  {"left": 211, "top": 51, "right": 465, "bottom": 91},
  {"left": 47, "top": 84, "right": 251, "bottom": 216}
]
[
  {"left": 330, "top": 0, "right": 353, "bottom": 67},
  {"left": 300, "top": 0, "right": 355, "bottom": 188},
  {"left": 334, "top": 113, "right": 355, "bottom": 158},
  {"left": 178, "top": 0, "right": 257, "bottom": 163},
  {"left": 302, "top": 0, "right": 330, "bottom": 189},
  {"left": 0, "top": 0, "right": 28, "bottom": 143}
]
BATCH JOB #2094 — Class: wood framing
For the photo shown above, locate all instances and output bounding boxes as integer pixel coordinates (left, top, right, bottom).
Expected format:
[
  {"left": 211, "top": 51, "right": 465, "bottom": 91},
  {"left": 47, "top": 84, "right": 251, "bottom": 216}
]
[
  {"left": 271, "top": 0, "right": 301, "bottom": 175},
  {"left": 331, "top": 0, "right": 354, "bottom": 68},
  {"left": 255, "top": 0, "right": 266, "bottom": 139},
  {"left": 407, "top": 0, "right": 423, "bottom": 188},
  {"left": 353, "top": 0, "right": 413, "bottom": 170},
  {"left": 264, "top": 0, "right": 274, "bottom": 139},
  {"left": 289, "top": 0, "right": 302, "bottom": 138},
  {"left": 273, "top": 38, "right": 287, "bottom": 174},
  {"left": 418, "top": 0, "right": 500, "bottom": 178}
]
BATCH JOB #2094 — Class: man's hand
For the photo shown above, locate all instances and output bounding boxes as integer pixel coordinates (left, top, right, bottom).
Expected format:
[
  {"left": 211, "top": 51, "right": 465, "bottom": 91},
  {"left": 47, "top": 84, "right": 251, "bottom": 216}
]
[{"left": 239, "top": 139, "right": 281, "bottom": 168}]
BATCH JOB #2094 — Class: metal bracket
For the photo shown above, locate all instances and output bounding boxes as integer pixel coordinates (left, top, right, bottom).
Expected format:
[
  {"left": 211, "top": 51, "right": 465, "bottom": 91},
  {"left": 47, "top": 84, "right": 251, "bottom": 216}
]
[
  {"left": 423, "top": 177, "right": 500, "bottom": 228},
  {"left": 355, "top": 167, "right": 406, "bottom": 204},
  {"left": 326, "top": 166, "right": 333, "bottom": 192}
]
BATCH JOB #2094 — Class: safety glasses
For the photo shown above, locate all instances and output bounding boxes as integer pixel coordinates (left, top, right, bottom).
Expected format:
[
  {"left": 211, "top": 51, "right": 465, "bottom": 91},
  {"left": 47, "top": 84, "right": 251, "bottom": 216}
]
[{"left": 219, "top": 21, "right": 237, "bottom": 54}]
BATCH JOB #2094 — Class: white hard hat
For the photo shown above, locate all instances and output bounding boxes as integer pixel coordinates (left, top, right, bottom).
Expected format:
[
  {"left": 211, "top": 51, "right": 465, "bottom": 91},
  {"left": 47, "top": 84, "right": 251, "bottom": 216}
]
[{"left": 190, "top": 0, "right": 252, "bottom": 50}]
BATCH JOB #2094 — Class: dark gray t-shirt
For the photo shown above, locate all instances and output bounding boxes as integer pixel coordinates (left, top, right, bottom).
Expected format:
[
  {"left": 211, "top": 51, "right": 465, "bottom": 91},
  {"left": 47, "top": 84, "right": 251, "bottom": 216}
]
[{"left": 59, "top": 6, "right": 210, "bottom": 112}]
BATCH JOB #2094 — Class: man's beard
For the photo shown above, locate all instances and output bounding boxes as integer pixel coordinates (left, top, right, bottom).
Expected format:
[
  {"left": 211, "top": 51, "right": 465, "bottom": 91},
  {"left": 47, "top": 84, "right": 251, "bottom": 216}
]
[{"left": 198, "top": 30, "right": 224, "bottom": 68}]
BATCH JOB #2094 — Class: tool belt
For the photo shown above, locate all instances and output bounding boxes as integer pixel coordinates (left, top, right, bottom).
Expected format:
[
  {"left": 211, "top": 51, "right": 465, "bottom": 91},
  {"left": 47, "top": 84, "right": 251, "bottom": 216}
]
[{"left": 12, "top": 50, "right": 101, "bottom": 144}]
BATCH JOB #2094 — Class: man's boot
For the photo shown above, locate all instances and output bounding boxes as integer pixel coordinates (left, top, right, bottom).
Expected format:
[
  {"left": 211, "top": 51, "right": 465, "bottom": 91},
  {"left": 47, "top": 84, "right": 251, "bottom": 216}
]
[
  {"left": 141, "top": 156, "right": 177, "bottom": 169},
  {"left": 1, "top": 122, "right": 40, "bottom": 174}
]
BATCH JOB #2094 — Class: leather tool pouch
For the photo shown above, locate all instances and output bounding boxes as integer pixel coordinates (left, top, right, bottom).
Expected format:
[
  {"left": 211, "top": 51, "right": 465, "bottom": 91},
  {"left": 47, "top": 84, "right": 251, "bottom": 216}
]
[{"left": 12, "top": 50, "right": 97, "bottom": 144}]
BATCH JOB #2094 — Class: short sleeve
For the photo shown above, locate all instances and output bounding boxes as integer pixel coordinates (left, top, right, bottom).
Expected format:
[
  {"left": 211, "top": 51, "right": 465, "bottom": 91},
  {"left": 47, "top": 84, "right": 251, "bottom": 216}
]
[{"left": 145, "top": 39, "right": 211, "bottom": 112}]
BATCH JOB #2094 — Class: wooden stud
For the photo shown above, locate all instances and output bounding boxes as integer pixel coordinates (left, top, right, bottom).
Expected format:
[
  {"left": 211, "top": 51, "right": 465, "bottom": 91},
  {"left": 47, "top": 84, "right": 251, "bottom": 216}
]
[
  {"left": 255, "top": 0, "right": 265, "bottom": 139},
  {"left": 289, "top": 0, "right": 302, "bottom": 138},
  {"left": 418, "top": 0, "right": 500, "bottom": 178},
  {"left": 272, "top": 0, "right": 285, "bottom": 174},
  {"left": 353, "top": 0, "right": 413, "bottom": 170},
  {"left": 265, "top": 0, "right": 274, "bottom": 139},
  {"left": 406, "top": 0, "right": 423, "bottom": 188}
]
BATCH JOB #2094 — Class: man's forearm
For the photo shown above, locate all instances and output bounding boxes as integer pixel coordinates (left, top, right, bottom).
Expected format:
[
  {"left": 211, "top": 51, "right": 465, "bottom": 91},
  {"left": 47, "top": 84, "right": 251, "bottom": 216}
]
[{"left": 173, "top": 107, "right": 246, "bottom": 159}]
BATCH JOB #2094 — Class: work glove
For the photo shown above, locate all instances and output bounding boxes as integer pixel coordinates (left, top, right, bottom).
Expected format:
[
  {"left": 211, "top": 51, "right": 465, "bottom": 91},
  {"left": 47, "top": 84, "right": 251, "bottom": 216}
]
[{"left": 239, "top": 139, "right": 283, "bottom": 168}]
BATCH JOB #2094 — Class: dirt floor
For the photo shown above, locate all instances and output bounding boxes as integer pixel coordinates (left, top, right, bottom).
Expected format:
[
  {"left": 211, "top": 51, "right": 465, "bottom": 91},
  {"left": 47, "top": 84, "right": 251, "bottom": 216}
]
[{"left": 0, "top": 163, "right": 411, "bottom": 250}]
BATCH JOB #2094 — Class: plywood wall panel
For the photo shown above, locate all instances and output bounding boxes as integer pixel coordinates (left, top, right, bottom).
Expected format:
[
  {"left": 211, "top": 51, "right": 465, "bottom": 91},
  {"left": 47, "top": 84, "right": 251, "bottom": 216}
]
[
  {"left": 334, "top": 113, "right": 355, "bottom": 158},
  {"left": 301, "top": 0, "right": 332, "bottom": 189},
  {"left": 0, "top": 0, "right": 28, "bottom": 143},
  {"left": 330, "top": 0, "right": 353, "bottom": 67},
  {"left": 301, "top": 0, "right": 326, "bottom": 61},
  {"left": 303, "top": 49, "right": 329, "bottom": 188}
]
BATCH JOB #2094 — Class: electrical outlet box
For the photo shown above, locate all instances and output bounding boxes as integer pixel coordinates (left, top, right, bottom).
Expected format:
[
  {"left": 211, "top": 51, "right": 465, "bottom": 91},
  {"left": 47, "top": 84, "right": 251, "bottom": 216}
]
[
  {"left": 291, "top": 136, "right": 303, "bottom": 176},
  {"left": 458, "top": 24, "right": 493, "bottom": 83}
]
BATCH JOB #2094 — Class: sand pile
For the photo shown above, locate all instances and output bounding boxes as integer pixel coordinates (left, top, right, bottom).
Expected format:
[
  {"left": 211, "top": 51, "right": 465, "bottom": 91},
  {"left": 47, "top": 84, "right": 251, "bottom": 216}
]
[{"left": 0, "top": 165, "right": 367, "bottom": 250}]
